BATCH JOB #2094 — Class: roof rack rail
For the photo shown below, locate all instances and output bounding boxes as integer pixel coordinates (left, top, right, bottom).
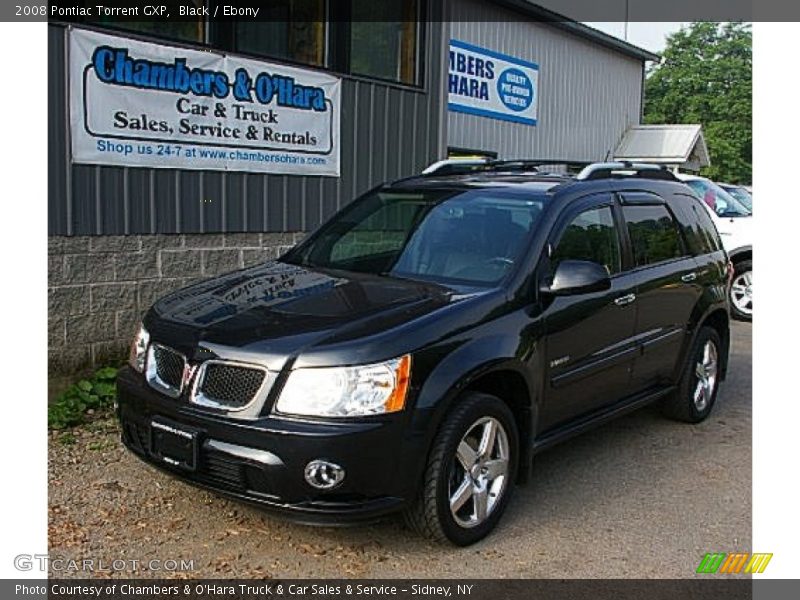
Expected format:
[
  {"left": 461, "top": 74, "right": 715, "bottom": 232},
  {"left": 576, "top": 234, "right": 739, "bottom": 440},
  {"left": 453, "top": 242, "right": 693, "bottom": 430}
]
[
  {"left": 421, "top": 157, "right": 491, "bottom": 175},
  {"left": 576, "top": 161, "right": 678, "bottom": 181},
  {"left": 491, "top": 159, "right": 591, "bottom": 172},
  {"left": 422, "top": 158, "right": 590, "bottom": 177},
  {"left": 421, "top": 159, "right": 679, "bottom": 182}
]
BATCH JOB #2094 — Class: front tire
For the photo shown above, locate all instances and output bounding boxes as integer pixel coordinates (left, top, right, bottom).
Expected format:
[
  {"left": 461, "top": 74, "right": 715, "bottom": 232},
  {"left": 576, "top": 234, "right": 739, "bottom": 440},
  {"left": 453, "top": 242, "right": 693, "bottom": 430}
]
[
  {"left": 729, "top": 259, "right": 752, "bottom": 321},
  {"left": 662, "top": 326, "right": 722, "bottom": 423},
  {"left": 404, "top": 392, "right": 518, "bottom": 546}
]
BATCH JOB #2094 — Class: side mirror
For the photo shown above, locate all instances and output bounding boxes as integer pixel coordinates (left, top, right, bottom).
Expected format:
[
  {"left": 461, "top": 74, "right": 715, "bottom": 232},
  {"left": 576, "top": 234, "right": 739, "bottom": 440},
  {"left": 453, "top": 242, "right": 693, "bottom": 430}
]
[{"left": 540, "top": 260, "right": 611, "bottom": 296}]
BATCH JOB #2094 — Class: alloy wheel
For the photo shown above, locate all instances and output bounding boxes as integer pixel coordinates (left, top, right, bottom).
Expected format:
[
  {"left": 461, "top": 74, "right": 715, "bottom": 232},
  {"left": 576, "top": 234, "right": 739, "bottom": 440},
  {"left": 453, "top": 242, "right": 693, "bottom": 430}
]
[
  {"left": 693, "top": 340, "right": 719, "bottom": 412},
  {"left": 730, "top": 270, "right": 753, "bottom": 316},
  {"left": 448, "top": 416, "right": 510, "bottom": 528}
]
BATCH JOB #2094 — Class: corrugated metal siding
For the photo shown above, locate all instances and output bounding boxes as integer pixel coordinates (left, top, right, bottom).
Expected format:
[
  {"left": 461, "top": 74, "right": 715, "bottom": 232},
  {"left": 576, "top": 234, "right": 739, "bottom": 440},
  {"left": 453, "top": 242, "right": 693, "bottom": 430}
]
[
  {"left": 48, "top": 16, "right": 446, "bottom": 236},
  {"left": 447, "top": 0, "right": 644, "bottom": 161}
]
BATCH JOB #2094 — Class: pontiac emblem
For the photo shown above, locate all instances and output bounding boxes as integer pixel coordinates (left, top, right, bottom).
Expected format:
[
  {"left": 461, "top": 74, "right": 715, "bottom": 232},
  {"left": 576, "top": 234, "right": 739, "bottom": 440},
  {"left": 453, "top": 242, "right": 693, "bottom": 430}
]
[{"left": 182, "top": 363, "right": 198, "bottom": 388}]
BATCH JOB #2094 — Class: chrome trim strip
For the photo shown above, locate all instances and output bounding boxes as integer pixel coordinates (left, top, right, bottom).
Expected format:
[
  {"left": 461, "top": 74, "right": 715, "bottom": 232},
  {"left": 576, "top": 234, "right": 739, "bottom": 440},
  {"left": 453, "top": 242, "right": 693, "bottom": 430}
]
[
  {"left": 641, "top": 327, "right": 684, "bottom": 350},
  {"left": 205, "top": 439, "right": 284, "bottom": 467},
  {"left": 145, "top": 343, "right": 187, "bottom": 399},
  {"left": 551, "top": 345, "right": 639, "bottom": 389}
]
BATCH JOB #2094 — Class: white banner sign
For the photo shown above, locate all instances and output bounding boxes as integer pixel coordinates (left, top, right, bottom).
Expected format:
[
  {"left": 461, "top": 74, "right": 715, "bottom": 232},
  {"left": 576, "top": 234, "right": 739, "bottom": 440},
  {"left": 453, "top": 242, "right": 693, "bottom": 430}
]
[
  {"left": 69, "top": 28, "right": 341, "bottom": 176},
  {"left": 447, "top": 39, "right": 539, "bottom": 126}
]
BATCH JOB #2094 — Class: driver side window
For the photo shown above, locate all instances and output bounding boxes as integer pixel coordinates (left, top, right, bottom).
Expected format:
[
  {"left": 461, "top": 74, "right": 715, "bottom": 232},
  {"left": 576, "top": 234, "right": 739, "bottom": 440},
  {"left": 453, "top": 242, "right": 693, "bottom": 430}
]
[{"left": 551, "top": 206, "right": 621, "bottom": 275}]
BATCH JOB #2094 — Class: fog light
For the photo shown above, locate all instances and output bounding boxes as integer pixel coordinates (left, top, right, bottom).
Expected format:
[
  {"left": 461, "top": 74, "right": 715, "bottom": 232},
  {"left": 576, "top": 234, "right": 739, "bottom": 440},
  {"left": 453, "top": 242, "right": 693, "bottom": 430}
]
[{"left": 304, "top": 460, "right": 345, "bottom": 490}]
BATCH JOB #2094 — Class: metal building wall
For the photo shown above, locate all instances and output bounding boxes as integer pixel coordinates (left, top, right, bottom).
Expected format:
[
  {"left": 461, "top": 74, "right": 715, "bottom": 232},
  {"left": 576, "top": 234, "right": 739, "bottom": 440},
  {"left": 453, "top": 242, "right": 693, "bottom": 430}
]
[
  {"left": 48, "top": 16, "right": 447, "bottom": 236},
  {"left": 447, "top": 0, "right": 645, "bottom": 161}
]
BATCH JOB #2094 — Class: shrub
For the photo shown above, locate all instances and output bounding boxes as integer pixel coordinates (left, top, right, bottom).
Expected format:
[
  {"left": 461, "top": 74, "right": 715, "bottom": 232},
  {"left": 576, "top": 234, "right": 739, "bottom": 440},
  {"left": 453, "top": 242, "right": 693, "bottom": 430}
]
[{"left": 48, "top": 367, "right": 118, "bottom": 430}]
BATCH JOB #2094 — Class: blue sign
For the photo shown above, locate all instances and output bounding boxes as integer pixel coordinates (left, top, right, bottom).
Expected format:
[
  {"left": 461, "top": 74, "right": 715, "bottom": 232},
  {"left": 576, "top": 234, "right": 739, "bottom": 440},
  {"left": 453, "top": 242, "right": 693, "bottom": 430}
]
[
  {"left": 447, "top": 39, "right": 539, "bottom": 126},
  {"left": 496, "top": 68, "right": 534, "bottom": 112}
]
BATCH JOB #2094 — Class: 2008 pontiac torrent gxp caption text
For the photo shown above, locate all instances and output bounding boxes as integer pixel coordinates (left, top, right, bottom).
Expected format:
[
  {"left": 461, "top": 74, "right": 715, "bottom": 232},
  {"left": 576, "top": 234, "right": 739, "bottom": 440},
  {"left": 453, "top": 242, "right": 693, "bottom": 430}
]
[{"left": 117, "top": 162, "right": 731, "bottom": 545}]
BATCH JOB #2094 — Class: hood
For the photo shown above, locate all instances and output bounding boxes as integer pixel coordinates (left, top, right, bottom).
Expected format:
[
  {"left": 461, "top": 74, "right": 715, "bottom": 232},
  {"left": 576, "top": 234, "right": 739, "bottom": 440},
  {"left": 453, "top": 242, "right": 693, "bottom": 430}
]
[{"left": 144, "top": 261, "right": 465, "bottom": 366}]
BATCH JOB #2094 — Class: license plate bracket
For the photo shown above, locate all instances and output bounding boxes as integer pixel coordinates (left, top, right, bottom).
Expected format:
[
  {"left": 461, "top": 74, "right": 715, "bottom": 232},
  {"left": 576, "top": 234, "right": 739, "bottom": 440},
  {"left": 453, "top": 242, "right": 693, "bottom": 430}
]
[{"left": 149, "top": 418, "right": 200, "bottom": 472}]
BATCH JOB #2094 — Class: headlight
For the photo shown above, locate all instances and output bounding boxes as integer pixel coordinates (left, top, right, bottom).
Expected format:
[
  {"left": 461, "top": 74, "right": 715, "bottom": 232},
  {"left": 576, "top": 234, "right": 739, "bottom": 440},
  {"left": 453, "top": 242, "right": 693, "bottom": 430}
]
[
  {"left": 274, "top": 355, "right": 411, "bottom": 418},
  {"left": 128, "top": 323, "right": 150, "bottom": 372}
]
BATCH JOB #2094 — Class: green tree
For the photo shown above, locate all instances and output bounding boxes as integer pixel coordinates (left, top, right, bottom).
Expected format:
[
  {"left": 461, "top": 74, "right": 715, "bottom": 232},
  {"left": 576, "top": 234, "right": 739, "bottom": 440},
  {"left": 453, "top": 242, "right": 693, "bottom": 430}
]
[{"left": 644, "top": 22, "right": 752, "bottom": 184}]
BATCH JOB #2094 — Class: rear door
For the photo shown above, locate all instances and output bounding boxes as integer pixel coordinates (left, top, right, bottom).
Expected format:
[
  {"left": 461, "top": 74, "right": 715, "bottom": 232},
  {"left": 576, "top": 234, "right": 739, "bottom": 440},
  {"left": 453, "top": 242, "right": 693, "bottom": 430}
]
[
  {"left": 617, "top": 192, "right": 702, "bottom": 391},
  {"left": 539, "top": 194, "right": 639, "bottom": 431}
]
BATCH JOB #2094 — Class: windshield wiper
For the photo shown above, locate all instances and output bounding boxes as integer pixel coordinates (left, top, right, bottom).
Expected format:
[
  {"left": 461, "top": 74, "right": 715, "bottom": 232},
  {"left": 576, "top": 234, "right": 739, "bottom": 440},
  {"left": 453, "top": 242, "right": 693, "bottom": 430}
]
[{"left": 377, "top": 270, "right": 418, "bottom": 282}]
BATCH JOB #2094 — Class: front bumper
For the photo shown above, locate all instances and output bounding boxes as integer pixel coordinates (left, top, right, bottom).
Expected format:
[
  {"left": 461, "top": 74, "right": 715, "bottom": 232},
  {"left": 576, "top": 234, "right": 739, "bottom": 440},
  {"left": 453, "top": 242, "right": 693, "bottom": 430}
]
[{"left": 116, "top": 367, "right": 418, "bottom": 524}]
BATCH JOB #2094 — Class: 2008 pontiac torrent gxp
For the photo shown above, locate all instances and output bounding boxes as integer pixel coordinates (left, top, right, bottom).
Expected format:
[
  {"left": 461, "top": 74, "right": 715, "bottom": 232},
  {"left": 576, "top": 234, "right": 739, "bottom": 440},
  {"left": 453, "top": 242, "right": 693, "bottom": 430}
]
[{"left": 117, "top": 162, "right": 731, "bottom": 545}]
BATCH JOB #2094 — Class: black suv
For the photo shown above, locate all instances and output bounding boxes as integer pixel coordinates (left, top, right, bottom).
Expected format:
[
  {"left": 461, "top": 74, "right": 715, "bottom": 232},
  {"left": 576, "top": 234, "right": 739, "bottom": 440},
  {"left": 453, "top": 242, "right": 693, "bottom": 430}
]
[{"left": 117, "top": 161, "right": 730, "bottom": 545}]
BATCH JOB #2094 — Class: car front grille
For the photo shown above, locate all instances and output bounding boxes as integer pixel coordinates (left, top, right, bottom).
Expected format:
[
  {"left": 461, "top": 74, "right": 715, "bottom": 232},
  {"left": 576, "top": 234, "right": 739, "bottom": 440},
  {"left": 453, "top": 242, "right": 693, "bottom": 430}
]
[
  {"left": 195, "top": 362, "right": 268, "bottom": 410},
  {"left": 122, "top": 420, "right": 149, "bottom": 454},
  {"left": 120, "top": 419, "right": 251, "bottom": 493},
  {"left": 146, "top": 344, "right": 187, "bottom": 398},
  {"left": 203, "top": 450, "right": 247, "bottom": 491},
  {"left": 154, "top": 346, "right": 185, "bottom": 388}
]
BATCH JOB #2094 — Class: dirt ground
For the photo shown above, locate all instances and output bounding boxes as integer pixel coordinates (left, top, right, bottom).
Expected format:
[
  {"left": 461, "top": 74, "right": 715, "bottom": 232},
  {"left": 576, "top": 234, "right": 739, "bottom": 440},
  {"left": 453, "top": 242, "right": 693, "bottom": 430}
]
[{"left": 48, "top": 322, "right": 752, "bottom": 579}]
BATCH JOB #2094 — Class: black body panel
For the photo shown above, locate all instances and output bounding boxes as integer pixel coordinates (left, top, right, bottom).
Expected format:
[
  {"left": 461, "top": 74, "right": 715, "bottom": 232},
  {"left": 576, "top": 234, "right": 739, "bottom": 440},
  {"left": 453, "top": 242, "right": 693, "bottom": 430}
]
[{"left": 117, "top": 171, "right": 730, "bottom": 522}]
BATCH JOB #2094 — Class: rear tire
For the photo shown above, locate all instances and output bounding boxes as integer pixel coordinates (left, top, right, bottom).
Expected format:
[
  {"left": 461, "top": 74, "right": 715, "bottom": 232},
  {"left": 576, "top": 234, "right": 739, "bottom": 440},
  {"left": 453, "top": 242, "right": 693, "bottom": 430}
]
[
  {"left": 662, "top": 326, "right": 722, "bottom": 423},
  {"left": 404, "top": 392, "right": 518, "bottom": 546},
  {"left": 729, "top": 259, "right": 752, "bottom": 321}
]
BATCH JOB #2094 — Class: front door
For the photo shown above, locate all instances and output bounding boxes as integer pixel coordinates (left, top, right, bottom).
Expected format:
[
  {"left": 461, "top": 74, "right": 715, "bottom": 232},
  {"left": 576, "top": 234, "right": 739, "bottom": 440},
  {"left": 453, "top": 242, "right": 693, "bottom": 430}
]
[{"left": 538, "top": 195, "right": 639, "bottom": 432}]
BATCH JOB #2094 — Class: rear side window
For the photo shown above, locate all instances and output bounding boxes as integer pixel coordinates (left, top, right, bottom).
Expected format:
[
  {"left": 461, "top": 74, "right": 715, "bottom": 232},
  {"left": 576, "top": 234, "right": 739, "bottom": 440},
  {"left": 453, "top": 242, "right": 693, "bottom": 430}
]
[
  {"left": 678, "top": 198, "right": 723, "bottom": 255},
  {"left": 622, "top": 205, "right": 684, "bottom": 267},
  {"left": 551, "top": 206, "right": 621, "bottom": 275}
]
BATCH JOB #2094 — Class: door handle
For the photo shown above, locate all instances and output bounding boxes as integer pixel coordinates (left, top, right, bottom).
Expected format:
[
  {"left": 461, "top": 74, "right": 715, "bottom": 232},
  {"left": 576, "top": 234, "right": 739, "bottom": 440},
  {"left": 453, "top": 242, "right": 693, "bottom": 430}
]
[
  {"left": 681, "top": 272, "right": 698, "bottom": 283},
  {"left": 614, "top": 293, "right": 636, "bottom": 306}
]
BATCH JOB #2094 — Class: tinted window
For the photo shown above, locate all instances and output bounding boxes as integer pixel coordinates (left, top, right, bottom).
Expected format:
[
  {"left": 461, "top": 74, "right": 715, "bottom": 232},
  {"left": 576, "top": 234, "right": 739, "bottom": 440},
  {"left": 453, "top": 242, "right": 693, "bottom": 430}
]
[
  {"left": 551, "top": 207, "right": 621, "bottom": 275},
  {"left": 287, "top": 189, "right": 545, "bottom": 286},
  {"left": 673, "top": 198, "right": 722, "bottom": 256},
  {"left": 328, "top": 198, "right": 420, "bottom": 263},
  {"left": 85, "top": 1, "right": 206, "bottom": 43},
  {"left": 235, "top": 1, "right": 327, "bottom": 67},
  {"left": 623, "top": 205, "right": 684, "bottom": 267},
  {"left": 686, "top": 199, "right": 723, "bottom": 254},
  {"left": 351, "top": 0, "right": 419, "bottom": 84}
]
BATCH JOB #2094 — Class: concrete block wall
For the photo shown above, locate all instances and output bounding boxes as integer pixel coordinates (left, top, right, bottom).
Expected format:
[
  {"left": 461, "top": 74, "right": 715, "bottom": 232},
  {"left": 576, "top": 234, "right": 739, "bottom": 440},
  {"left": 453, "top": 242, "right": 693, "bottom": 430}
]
[{"left": 48, "top": 233, "right": 305, "bottom": 377}]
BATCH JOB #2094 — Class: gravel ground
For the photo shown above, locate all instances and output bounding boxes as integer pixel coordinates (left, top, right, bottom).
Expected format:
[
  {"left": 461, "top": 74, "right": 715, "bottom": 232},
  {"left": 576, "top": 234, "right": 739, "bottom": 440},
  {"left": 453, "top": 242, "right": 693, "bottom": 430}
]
[{"left": 48, "top": 322, "right": 751, "bottom": 579}]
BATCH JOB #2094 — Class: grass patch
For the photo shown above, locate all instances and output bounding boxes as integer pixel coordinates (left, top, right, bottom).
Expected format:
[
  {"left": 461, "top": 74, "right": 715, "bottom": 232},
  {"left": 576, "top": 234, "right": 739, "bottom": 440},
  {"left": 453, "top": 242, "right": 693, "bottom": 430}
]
[
  {"left": 87, "top": 439, "right": 115, "bottom": 451},
  {"left": 57, "top": 432, "right": 77, "bottom": 445},
  {"left": 48, "top": 367, "right": 118, "bottom": 430}
]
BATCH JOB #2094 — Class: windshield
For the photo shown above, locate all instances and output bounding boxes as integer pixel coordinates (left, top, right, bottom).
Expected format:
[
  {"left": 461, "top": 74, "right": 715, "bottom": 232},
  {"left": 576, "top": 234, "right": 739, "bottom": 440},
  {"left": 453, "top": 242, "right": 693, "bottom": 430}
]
[
  {"left": 722, "top": 185, "right": 753, "bottom": 211},
  {"left": 685, "top": 179, "right": 751, "bottom": 218},
  {"left": 284, "top": 188, "right": 547, "bottom": 286}
]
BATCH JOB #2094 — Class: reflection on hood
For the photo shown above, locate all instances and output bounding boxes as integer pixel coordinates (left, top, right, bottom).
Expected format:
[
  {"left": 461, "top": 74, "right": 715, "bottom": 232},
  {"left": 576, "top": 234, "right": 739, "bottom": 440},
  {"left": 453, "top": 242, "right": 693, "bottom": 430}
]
[{"left": 154, "top": 263, "right": 347, "bottom": 327}]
